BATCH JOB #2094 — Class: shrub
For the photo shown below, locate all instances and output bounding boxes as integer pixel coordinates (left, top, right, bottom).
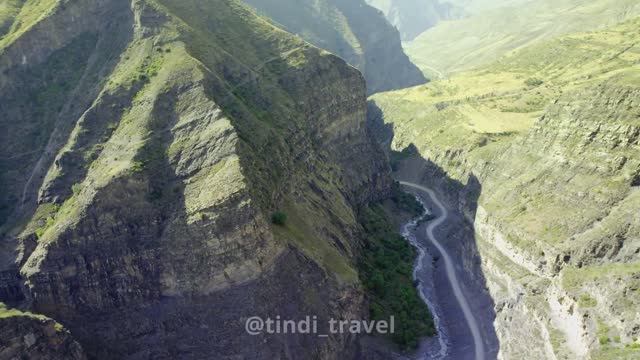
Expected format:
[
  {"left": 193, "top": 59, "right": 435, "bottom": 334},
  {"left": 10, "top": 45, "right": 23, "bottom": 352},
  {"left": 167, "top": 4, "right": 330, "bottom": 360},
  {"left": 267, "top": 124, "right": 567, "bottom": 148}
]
[
  {"left": 524, "top": 77, "right": 544, "bottom": 87},
  {"left": 271, "top": 211, "right": 287, "bottom": 226},
  {"left": 390, "top": 182, "right": 425, "bottom": 217}
]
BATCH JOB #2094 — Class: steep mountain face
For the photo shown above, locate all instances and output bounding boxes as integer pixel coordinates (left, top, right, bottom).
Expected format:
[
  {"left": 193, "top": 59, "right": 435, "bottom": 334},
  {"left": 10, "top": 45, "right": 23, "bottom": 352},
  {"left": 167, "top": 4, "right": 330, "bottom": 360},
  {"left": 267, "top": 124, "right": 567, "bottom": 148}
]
[
  {"left": 365, "top": 0, "right": 464, "bottom": 41},
  {"left": 371, "top": 18, "right": 640, "bottom": 359},
  {"left": 242, "top": 0, "right": 427, "bottom": 94},
  {"left": 0, "top": 0, "right": 392, "bottom": 358},
  {"left": 405, "top": 0, "right": 640, "bottom": 77}
]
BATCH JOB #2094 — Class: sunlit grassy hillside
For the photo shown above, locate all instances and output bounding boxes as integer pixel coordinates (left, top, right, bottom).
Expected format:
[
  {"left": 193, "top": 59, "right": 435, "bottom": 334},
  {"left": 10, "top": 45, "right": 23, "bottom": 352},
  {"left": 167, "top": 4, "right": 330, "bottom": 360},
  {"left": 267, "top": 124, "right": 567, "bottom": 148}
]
[
  {"left": 374, "top": 16, "right": 640, "bottom": 163},
  {"left": 405, "top": 0, "right": 640, "bottom": 77}
]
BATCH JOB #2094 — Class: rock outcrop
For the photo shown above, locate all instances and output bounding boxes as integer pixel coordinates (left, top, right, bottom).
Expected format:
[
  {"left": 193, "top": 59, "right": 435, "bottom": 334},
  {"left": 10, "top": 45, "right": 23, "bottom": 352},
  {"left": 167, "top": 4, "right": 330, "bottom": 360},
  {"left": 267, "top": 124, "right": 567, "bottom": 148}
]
[
  {"left": 0, "top": 304, "right": 86, "bottom": 360},
  {"left": 0, "top": 0, "right": 391, "bottom": 358}
]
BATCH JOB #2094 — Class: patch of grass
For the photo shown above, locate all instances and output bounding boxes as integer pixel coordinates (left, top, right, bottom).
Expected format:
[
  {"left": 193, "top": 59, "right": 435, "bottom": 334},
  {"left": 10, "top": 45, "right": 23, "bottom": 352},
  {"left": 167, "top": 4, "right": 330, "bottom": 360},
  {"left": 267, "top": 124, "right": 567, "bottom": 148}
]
[
  {"left": 358, "top": 204, "right": 435, "bottom": 349},
  {"left": 0, "top": 302, "right": 46, "bottom": 320},
  {"left": 562, "top": 262, "right": 640, "bottom": 290},
  {"left": 272, "top": 201, "right": 358, "bottom": 284},
  {"left": 578, "top": 293, "right": 598, "bottom": 308},
  {"left": 0, "top": 0, "right": 60, "bottom": 50}
]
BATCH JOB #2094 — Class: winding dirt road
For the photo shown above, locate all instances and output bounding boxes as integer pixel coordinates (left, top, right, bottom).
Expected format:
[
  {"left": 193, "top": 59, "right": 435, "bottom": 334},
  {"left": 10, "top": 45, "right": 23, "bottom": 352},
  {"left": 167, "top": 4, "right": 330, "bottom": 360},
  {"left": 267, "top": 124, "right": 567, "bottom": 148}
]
[{"left": 400, "top": 181, "right": 485, "bottom": 360}]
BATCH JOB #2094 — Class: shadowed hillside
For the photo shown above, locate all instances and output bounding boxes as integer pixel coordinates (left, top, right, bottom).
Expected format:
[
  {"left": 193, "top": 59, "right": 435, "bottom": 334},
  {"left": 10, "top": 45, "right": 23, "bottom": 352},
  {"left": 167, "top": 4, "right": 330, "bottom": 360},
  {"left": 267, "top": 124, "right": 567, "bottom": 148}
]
[{"left": 243, "top": 0, "right": 427, "bottom": 94}]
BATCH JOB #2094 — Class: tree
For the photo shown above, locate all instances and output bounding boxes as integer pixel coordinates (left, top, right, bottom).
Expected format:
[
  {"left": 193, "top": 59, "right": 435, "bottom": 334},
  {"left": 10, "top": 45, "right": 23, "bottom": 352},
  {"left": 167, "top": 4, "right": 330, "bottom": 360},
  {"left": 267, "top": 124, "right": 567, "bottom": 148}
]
[{"left": 271, "top": 211, "right": 287, "bottom": 226}]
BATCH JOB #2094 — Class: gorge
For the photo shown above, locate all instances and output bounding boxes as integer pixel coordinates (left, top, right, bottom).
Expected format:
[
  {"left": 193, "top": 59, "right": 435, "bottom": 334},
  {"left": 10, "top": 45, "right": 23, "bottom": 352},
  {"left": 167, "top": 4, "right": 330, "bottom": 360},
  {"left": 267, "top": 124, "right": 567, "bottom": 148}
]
[{"left": 1, "top": 0, "right": 639, "bottom": 359}]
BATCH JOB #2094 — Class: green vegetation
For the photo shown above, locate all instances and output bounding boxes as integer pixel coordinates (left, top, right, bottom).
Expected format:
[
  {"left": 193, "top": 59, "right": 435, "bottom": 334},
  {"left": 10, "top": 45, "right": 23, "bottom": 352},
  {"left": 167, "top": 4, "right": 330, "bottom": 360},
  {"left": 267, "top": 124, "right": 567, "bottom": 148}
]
[
  {"left": 405, "top": 0, "right": 640, "bottom": 77},
  {"left": 562, "top": 263, "right": 640, "bottom": 291},
  {"left": 272, "top": 200, "right": 358, "bottom": 284},
  {"left": 358, "top": 204, "right": 435, "bottom": 349},
  {"left": 0, "top": 302, "right": 45, "bottom": 320},
  {"left": 271, "top": 211, "right": 287, "bottom": 226},
  {"left": 0, "top": 0, "right": 60, "bottom": 50},
  {"left": 577, "top": 293, "right": 597, "bottom": 308},
  {"left": 370, "top": 17, "right": 640, "bottom": 255},
  {"left": 524, "top": 77, "right": 543, "bottom": 87},
  {"left": 390, "top": 181, "right": 424, "bottom": 217}
]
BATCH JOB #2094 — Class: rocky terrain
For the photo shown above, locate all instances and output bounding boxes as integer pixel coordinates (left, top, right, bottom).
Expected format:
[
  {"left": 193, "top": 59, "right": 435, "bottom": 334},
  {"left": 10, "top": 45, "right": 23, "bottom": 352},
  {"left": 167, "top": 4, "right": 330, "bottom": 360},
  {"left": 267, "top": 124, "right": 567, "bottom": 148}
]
[
  {"left": 242, "top": 0, "right": 427, "bottom": 94},
  {"left": 0, "top": 303, "right": 86, "bottom": 359},
  {"left": 0, "top": 0, "right": 402, "bottom": 358},
  {"left": 370, "top": 17, "right": 640, "bottom": 359}
]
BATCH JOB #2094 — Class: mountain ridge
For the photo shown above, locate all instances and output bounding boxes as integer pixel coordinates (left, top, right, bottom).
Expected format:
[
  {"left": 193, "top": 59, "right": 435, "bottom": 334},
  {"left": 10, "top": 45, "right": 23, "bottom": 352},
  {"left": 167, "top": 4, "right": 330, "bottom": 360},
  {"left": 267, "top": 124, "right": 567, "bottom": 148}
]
[{"left": 0, "top": 0, "right": 401, "bottom": 357}]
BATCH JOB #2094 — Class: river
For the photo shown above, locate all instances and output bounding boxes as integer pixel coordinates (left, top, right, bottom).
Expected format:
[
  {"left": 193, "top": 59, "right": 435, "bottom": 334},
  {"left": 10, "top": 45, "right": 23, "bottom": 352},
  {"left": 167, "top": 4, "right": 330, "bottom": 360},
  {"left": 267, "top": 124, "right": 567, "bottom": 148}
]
[{"left": 399, "top": 182, "right": 499, "bottom": 360}]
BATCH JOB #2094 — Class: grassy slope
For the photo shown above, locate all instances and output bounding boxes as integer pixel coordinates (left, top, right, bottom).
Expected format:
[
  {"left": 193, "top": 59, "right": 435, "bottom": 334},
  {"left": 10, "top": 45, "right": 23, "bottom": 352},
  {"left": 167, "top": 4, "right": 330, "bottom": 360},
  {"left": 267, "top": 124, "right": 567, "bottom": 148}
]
[
  {"left": 0, "top": 0, "right": 60, "bottom": 49},
  {"left": 373, "top": 17, "right": 640, "bottom": 179},
  {"left": 372, "top": 18, "right": 640, "bottom": 356},
  {"left": 405, "top": 0, "right": 640, "bottom": 77}
]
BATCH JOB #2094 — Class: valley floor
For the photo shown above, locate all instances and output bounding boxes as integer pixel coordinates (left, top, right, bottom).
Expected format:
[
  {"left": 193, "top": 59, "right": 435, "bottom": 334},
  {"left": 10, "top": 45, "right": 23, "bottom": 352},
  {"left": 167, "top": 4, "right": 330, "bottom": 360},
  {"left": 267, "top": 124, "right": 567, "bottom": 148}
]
[{"left": 400, "top": 181, "right": 499, "bottom": 360}]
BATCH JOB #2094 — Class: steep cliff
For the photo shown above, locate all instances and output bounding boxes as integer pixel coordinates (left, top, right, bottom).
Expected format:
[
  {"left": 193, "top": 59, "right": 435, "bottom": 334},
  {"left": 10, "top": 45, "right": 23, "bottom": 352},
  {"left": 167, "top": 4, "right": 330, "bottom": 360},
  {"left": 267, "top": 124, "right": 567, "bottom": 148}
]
[
  {"left": 0, "top": 0, "right": 392, "bottom": 358},
  {"left": 371, "top": 18, "right": 640, "bottom": 359},
  {"left": 242, "top": 0, "right": 427, "bottom": 94}
]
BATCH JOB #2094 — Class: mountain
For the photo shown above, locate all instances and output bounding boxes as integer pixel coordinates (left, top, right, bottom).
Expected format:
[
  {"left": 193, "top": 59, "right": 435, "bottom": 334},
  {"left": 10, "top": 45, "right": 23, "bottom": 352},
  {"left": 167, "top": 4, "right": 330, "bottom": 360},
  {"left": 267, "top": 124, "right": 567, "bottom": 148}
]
[
  {"left": 365, "top": 0, "right": 465, "bottom": 41},
  {"left": 364, "top": 0, "right": 538, "bottom": 42},
  {"left": 370, "top": 17, "right": 640, "bottom": 359},
  {"left": 242, "top": 0, "right": 427, "bottom": 94},
  {"left": 0, "top": 0, "right": 421, "bottom": 357},
  {"left": 405, "top": 0, "right": 640, "bottom": 77}
]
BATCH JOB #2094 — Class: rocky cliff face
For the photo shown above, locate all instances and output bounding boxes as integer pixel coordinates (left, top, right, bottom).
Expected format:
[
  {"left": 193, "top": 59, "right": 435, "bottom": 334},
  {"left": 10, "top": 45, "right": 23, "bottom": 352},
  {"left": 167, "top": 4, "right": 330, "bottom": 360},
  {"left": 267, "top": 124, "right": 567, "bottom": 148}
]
[
  {"left": 473, "top": 78, "right": 640, "bottom": 360},
  {"left": 370, "top": 18, "right": 640, "bottom": 359},
  {"left": 0, "top": 304, "right": 86, "bottom": 359},
  {"left": 242, "top": 0, "right": 427, "bottom": 94},
  {"left": 0, "top": 0, "right": 391, "bottom": 358}
]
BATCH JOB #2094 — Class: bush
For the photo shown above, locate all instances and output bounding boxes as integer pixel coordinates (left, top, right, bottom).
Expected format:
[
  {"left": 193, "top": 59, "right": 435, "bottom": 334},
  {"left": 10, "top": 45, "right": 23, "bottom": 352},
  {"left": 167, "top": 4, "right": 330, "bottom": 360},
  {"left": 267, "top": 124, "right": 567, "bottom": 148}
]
[
  {"left": 390, "top": 182, "right": 424, "bottom": 217},
  {"left": 524, "top": 77, "right": 544, "bottom": 87},
  {"left": 271, "top": 211, "right": 287, "bottom": 226}
]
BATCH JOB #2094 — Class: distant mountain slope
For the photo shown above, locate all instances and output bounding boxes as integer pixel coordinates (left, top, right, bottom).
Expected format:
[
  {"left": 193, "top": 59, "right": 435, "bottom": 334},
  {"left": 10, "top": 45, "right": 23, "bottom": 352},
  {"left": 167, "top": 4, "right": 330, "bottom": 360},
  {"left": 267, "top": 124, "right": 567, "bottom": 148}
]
[
  {"left": 243, "top": 0, "right": 427, "bottom": 94},
  {"left": 405, "top": 0, "right": 640, "bottom": 77},
  {"left": 370, "top": 17, "right": 640, "bottom": 359},
  {"left": 365, "top": 0, "right": 541, "bottom": 42},
  {"left": 365, "top": 0, "right": 465, "bottom": 41}
]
